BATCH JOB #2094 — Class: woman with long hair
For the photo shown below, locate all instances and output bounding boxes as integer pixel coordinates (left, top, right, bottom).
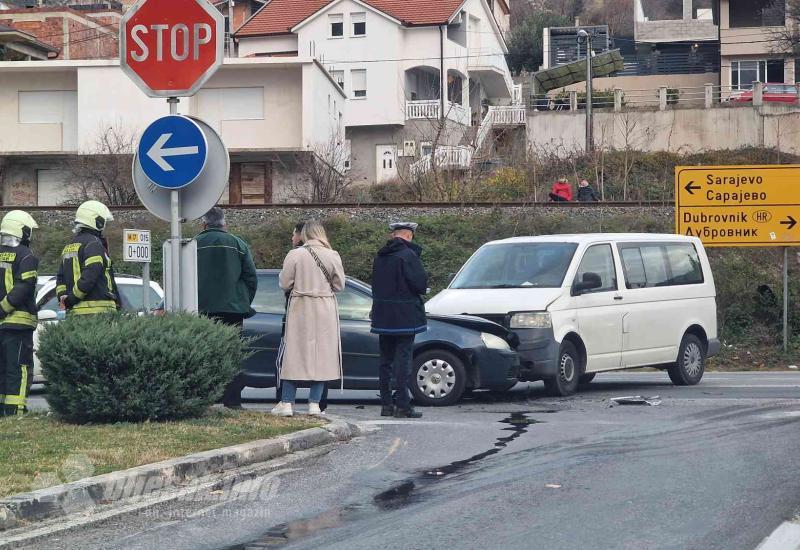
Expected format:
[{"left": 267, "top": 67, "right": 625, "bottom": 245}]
[{"left": 272, "top": 221, "right": 345, "bottom": 416}]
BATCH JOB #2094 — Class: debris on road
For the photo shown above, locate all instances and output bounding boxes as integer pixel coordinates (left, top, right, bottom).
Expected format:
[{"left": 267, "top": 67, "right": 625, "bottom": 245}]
[
  {"left": 610, "top": 395, "right": 662, "bottom": 407},
  {"left": 545, "top": 483, "right": 562, "bottom": 489}
]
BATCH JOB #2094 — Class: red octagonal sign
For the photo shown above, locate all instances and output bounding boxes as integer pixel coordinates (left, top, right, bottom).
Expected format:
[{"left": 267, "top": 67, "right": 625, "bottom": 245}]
[{"left": 120, "top": 0, "right": 224, "bottom": 98}]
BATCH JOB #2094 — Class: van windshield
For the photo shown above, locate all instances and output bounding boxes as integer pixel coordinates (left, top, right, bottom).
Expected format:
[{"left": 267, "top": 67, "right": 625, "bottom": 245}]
[{"left": 451, "top": 243, "right": 578, "bottom": 289}]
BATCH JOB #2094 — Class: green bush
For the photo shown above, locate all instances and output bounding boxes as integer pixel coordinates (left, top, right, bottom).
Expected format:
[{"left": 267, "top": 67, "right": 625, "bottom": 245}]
[{"left": 38, "top": 313, "right": 243, "bottom": 424}]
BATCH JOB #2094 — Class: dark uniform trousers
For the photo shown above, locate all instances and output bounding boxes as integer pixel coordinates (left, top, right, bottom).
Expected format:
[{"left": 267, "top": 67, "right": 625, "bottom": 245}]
[
  {"left": 378, "top": 334, "right": 415, "bottom": 410},
  {"left": 0, "top": 329, "right": 33, "bottom": 416},
  {"left": 209, "top": 313, "right": 247, "bottom": 407}
]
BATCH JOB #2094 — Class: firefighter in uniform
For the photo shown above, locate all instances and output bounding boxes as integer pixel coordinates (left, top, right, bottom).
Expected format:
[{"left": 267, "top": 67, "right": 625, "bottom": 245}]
[
  {"left": 56, "top": 201, "right": 119, "bottom": 315},
  {"left": 0, "top": 211, "right": 39, "bottom": 416}
]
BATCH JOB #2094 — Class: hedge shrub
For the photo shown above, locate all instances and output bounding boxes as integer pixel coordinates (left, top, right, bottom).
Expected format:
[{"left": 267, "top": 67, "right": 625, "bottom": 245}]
[{"left": 38, "top": 313, "right": 243, "bottom": 424}]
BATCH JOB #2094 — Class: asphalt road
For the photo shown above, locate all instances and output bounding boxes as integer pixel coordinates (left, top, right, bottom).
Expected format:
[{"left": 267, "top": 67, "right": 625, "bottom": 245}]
[{"left": 18, "top": 372, "right": 800, "bottom": 550}]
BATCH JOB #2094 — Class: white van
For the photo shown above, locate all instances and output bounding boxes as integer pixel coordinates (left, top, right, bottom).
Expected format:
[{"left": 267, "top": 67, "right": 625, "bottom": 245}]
[{"left": 425, "top": 234, "right": 719, "bottom": 396}]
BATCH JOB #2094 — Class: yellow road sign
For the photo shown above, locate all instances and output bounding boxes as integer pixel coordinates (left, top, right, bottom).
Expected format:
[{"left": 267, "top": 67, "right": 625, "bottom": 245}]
[{"left": 676, "top": 165, "right": 800, "bottom": 247}]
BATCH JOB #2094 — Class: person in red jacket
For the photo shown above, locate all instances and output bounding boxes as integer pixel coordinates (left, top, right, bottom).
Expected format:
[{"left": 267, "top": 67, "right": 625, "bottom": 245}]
[{"left": 549, "top": 176, "right": 573, "bottom": 202}]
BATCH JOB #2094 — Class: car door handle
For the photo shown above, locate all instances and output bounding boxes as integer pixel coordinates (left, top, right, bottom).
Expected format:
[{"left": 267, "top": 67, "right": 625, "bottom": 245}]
[{"left": 613, "top": 295, "right": 624, "bottom": 301}]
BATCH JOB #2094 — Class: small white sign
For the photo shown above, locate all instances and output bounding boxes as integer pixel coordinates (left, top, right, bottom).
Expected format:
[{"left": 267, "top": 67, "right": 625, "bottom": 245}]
[{"left": 123, "top": 229, "right": 151, "bottom": 263}]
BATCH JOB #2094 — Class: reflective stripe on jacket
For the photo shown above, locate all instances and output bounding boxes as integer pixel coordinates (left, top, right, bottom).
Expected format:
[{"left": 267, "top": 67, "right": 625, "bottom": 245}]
[{"left": 0, "top": 245, "right": 39, "bottom": 330}]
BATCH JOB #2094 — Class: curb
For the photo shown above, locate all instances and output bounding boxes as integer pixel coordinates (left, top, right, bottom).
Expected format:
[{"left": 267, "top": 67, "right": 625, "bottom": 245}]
[{"left": 0, "top": 416, "right": 359, "bottom": 532}]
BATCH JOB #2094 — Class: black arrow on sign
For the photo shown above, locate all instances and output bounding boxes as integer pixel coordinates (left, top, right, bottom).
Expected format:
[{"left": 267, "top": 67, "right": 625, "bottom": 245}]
[
  {"left": 780, "top": 216, "right": 797, "bottom": 230},
  {"left": 684, "top": 181, "right": 701, "bottom": 195}
]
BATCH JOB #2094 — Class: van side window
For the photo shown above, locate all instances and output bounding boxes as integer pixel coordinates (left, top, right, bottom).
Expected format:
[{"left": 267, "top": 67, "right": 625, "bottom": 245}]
[
  {"left": 665, "top": 244, "right": 704, "bottom": 285},
  {"left": 575, "top": 244, "right": 617, "bottom": 292},
  {"left": 620, "top": 243, "right": 704, "bottom": 289}
]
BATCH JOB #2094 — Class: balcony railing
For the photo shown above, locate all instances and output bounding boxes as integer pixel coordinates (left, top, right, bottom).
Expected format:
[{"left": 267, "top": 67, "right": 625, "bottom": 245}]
[
  {"left": 489, "top": 105, "right": 527, "bottom": 126},
  {"left": 406, "top": 100, "right": 471, "bottom": 126},
  {"left": 409, "top": 145, "right": 473, "bottom": 178}
]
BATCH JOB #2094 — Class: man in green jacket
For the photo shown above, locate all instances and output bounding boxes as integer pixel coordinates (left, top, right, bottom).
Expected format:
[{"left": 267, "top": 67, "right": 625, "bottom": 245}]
[{"left": 195, "top": 207, "right": 258, "bottom": 409}]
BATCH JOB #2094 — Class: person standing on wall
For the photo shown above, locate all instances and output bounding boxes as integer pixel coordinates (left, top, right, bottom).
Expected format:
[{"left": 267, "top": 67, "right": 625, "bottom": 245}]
[
  {"left": 195, "top": 207, "right": 258, "bottom": 409},
  {"left": 370, "top": 222, "right": 428, "bottom": 419}
]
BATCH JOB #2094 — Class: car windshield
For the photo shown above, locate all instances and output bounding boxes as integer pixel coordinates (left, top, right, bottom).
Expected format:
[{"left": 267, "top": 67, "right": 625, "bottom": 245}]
[{"left": 450, "top": 242, "right": 578, "bottom": 289}]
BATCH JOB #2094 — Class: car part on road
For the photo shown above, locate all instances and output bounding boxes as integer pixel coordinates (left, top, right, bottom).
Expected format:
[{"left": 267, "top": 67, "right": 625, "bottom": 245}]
[
  {"left": 578, "top": 372, "right": 596, "bottom": 387},
  {"left": 544, "top": 341, "right": 581, "bottom": 396},
  {"left": 610, "top": 395, "right": 662, "bottom": 406},
  {"left": 669, "top": 334, "right": 706, "bottom": 386},
  {"left": 411, "top": 350, "right": 467, "bottom": 406}
]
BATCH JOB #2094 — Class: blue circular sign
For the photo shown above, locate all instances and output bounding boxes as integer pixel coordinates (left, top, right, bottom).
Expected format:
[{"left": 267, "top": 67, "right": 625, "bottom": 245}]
[{"left": 137, "top": 115, "right": 208, "bottom": 189}]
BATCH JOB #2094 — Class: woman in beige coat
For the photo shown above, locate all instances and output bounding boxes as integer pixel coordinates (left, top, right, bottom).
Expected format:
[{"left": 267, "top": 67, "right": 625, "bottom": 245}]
[{"left": 272, "top": 221, "right": 345, "bottom": 417}]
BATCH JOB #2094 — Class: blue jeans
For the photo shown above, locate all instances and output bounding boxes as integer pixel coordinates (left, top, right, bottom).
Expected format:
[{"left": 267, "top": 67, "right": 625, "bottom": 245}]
[{"left": 281, "top": 380, "right": 325, "bottom": 404}]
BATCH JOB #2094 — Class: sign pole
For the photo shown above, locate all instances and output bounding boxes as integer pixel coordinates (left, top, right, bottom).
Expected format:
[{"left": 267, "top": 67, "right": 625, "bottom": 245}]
[
  {"left": 784, "top": 247, "right": 789, "bottom": 353},
  {"left": 168, "top": 96, "right": 181, "bottom": 312},
  {"left": 143, "top": 262, "right": 151, "bottom": 313}
]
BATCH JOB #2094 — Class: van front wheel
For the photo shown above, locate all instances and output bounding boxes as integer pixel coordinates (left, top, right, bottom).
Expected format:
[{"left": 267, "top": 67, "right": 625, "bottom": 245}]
[
  {"left": 544, "top": 341, "right": 581, "bottom": 397},
  {"left": 668, "top": 334, "right": 705, "bottom": 386}
]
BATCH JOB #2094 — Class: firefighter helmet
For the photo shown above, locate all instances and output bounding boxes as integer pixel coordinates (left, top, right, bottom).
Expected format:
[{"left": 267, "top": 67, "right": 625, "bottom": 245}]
[
  {"left": 75, "top": 201, "right": 114, "bottom": 232},
  {"left": 0, "top": 210, "right": 38, "bottom": 241}
]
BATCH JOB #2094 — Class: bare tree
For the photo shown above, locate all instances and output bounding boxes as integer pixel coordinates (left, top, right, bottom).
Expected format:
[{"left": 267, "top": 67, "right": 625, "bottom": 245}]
[
  {"left": 776, "top": 0, "right": 800, "bottom": 55},
  {"left": 287, "top": 131, "right": 353, "bottom": 203},
  {"left": 66, "top": 123, "right": 137, "bottom": 206},
  {"left": 615, "top": 111, "right": 655, "bottom": 200}
]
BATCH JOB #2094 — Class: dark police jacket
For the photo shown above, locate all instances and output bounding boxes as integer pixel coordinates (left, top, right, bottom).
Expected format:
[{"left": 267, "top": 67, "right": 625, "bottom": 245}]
[
  {"left": 0, "top": 244, "right": 39, "bottom": 330},
  {"left": 370, "top": 238, "right": 428, "bottom": 335},
  {"left": 56, "top": 229, "right": 118, "bottom": 315},
  {"left": 195, "top": 228, "right": 258, "bottom": 317}
]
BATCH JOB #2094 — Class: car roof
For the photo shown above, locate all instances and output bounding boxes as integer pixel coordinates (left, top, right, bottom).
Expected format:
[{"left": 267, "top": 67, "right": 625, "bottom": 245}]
[
  {"left": 256, "top": 269, "right": 371, "bottom": 290},
  {"left": 483, "top": 233, "right": 700, "bottom": 246}
]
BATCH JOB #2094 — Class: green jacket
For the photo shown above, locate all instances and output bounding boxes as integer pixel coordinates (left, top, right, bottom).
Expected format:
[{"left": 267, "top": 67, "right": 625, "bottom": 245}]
[{"left": 195, "top": 228, "right": 258, "bottom": 317}]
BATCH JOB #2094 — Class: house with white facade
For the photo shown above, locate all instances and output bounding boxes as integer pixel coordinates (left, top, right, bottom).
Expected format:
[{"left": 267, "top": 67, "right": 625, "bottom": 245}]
[
  {"left": 234, "top": 0, "right": 523, "bottom": 186},
  {"left": 0, "top": 57, "right": 345, "bottom": 205}
]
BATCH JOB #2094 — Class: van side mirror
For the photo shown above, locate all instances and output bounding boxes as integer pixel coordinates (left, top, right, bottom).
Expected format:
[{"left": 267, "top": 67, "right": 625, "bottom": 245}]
[{"left": 573, "top": 272, "right": 602, "bottom": 295}]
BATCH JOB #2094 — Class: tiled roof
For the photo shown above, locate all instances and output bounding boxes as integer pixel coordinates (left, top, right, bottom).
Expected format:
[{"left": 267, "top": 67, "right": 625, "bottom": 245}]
[{"left": 236, "top": 0, "right": 465, "bottom": 37}]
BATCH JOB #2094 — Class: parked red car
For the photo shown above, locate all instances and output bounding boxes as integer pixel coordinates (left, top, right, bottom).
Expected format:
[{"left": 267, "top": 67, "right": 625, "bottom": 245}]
[{"left": 730, "top": 83, "right": 799, "bottom": 104}]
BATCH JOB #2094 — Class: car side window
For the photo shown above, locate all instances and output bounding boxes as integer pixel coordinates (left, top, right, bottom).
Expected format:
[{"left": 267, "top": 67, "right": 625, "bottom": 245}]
[
  {"left": 574, "top": 244, "right": 617, "bottom": 293},
  {"left": 338, "top": 285, "right": 372, "bottom": 321},
  {"left": 117, "top": 284, "right": 161, "bottom": 311},
  {"left": 39, "top": 290, "right": 59, "bottom": 312},
  {"left": 620, "top": 245, "right": 670, "bottom": 289},
  {"left": 252, "top": 274, "right": 287, "bottom": 315}
]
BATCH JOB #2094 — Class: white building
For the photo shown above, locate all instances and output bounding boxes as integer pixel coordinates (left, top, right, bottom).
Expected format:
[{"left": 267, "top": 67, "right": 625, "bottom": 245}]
[
  {"left": 235, "top": 0, "right": 523, "bottom": 186},
  {"left": 0, "top": 57, "right": 345, "bottom": 205}
]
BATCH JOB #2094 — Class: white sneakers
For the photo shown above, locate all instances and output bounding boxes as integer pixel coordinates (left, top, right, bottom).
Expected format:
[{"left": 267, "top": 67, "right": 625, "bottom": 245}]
[
  {"left": 270, "top": 402, "right": 293, "bottom": 417},
  {"left": 270, "top": 402, "right": 325, "bottom": 416}
]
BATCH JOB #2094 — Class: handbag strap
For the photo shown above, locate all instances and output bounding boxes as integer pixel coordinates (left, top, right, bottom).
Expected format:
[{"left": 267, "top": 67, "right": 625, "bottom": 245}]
[{"left": 305, "top": 246, "right": 335, "bottom": 292}]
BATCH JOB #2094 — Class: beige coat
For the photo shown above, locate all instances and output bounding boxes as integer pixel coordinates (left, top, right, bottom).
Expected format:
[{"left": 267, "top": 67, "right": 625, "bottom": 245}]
[{"left": 278, "top": 240, "right": 345, "bottom": 382}]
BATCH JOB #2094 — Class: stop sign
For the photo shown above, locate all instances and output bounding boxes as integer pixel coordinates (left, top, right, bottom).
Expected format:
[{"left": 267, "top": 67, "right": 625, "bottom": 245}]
[{"left": 120, "top": 0, "right": 224, "bottom": 98}]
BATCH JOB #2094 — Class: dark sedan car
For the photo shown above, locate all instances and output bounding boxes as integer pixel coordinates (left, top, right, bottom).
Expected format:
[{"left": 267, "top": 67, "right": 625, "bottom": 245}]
[{"left": 242, "top": 270, "right": 520, "bottom": 406}]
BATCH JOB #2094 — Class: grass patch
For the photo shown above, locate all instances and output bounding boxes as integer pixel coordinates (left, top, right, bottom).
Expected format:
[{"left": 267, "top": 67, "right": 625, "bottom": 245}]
[{"left": 0, "top": 410, "right": 321, "bottom": 499}]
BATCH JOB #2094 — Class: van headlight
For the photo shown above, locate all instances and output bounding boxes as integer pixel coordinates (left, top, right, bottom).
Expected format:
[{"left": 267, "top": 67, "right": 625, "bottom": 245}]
[
  {"left": 481, "top": 332, "right": 511, "bottom": 350},
  {"left": 509, "top": 312, "right": 552, "bottom": 329}
]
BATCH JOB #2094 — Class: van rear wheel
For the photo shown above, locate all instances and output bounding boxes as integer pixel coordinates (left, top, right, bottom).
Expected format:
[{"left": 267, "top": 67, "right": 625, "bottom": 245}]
[
  {"left": 544, "top": 341, "right": 581, "bottom": 397},
  {"left": 668, "top": 334, "right": 705, "bottom": 386}
]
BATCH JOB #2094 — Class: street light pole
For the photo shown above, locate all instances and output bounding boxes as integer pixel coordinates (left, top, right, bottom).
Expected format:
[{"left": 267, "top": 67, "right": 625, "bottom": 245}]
[{"left": 578, "top": 29, "right": 594, "bottom": 153}]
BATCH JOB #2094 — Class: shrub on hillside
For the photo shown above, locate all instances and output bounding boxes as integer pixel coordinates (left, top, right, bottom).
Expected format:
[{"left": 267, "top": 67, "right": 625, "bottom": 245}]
[{"left": 38, "top": 313, "right": 244, "bottom": 424}]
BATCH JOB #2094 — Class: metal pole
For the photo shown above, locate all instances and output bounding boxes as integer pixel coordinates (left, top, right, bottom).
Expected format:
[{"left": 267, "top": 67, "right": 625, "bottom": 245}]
[
  {"left": 783, "top": 247, "right": 789, "bottom": 353},
  {"left": 578, "top": 29, "right": 593, "bottom": 153},
  {"left": 227, "top": 0, "right": 235, "bottom": 57},
  {"left": 168, "top": 97, "right": 181, "bottom": 312},
  {"left": 142, "top": 262, "right": 150, "bottom": 313}
]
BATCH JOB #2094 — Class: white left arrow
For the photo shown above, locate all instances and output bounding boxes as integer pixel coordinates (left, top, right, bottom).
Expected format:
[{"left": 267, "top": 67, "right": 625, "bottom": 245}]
[{"left": 146, "top": 133, "right": 200, "bottom": 172}]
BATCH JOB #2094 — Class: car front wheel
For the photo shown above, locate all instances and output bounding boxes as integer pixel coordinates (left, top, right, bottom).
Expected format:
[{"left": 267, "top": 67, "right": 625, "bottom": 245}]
[
  {"left": 410, "top": 349, "right": 467, "bottom": 407},
  {"left": 544, "top": 341, "right": 581, "bottom": 397},
  {"left": 668, "top": 334, "right": 705, "bottom": 386}
]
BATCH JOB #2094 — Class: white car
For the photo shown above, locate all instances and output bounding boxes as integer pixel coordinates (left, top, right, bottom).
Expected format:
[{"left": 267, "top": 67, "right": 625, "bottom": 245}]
[
  {"left": 33, "top": 276, "right": 164, "bottom": 383},
  {"left": 426, "top": 233, "right": 719, "bottom": 396}
]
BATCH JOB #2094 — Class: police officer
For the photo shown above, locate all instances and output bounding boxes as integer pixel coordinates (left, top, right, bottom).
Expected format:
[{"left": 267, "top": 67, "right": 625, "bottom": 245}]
[
  {"left": 56, "top": 200, "right": 119, "bottom": 315},
  {"left": 0, "top": 211, "right": 39, "bottom": 416}
]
